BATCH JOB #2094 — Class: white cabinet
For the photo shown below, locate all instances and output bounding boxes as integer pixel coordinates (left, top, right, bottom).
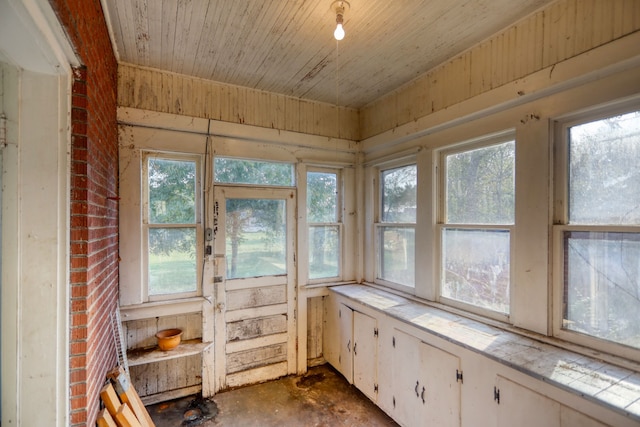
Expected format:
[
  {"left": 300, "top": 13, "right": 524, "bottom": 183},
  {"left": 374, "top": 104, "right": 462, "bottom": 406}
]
[
  {"left": 391, "top": 328, "right": 462, "bottom": 427},
  {"left": 352, "top": 307, "right": 378, "bottom": 401},
  {"left": 336, "top": 302, "right": 354, "bottom": 381},
  {"left": 494, "top": 376, "right": 607, "bottom": 427},
  {"left": 495, "top": 376, "right": 560, "bottom": 427},
  {"left": 324, "top": 297, "right": 379, "bottom": 402}
]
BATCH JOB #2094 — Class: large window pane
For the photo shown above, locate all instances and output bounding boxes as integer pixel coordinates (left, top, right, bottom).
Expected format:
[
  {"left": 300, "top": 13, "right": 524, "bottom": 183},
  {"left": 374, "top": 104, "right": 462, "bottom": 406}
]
[
  {"left": 148, "top": 228, "right": 197, "bottom": 295},
  {"left": 225, "top": 198, "right": 286, "bottom": 279},
  {"left": 446, "top": 141, "right": 515, "bottom": 224},
  {"left": 214, "top": 157, "right": 294, "bottom": 186},
  {"left": 148, "top": 158, "right": 196, "bottom": 224},
  {"left": 563, "top": 231, "right": 640, "bottom": 350},
  {"left": 379, "top": 226, "right": 415, "bottom": 287},
  {"left": 569, "top": 111, "right": 640, "bottom": 225},
  {"left": 309, "top": 225, "right": 339, "bottom": 279},
  {"left": 382, "top": 165, "right": 417, "bottom": 223},
  {"left": 307, "top": 172, "right": 337, "bottom": 223},
  {"left": 441, "top": 228, "right": 510, "bottom": 314}
]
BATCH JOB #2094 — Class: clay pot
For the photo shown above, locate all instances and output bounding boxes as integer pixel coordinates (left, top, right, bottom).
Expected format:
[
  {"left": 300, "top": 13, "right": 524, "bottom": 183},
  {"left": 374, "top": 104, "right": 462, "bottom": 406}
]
[{"left": 155, "top": 328, "right": 183, "bottom": 351}]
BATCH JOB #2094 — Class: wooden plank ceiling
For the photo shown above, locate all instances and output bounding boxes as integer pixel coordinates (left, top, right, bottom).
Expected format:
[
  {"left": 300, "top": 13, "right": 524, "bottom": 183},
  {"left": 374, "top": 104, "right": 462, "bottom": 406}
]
[{"left": 102, "top": 0, "right": 554, "bottom": 108}]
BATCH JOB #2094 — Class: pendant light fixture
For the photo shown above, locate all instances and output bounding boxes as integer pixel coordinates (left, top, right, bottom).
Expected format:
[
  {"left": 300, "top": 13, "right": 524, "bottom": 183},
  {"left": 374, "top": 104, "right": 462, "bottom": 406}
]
[{"left": 332, "top": 1, "right": 350, "bottom": 41}]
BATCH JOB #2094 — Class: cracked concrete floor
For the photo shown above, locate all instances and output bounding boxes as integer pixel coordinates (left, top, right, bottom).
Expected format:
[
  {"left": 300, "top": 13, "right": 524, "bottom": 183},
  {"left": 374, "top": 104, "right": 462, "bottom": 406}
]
[{"left": 147, "top": 364, "right": 398, "bottom": 427}]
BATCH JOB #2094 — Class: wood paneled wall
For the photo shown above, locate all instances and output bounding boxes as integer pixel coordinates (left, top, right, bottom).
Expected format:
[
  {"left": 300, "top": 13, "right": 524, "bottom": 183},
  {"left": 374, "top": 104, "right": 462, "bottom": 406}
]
[
  {"left": 118, "top": 63, "right": 360, "bottom": 141},
  {"left": 124, "top": 313, "right": 203, "bottom": 398},
  {"left": 117, "top": 1, "right": 639, "bottom": 143},
  {"left": 360, "top": 0, "right": 640, "bottom": 139}
]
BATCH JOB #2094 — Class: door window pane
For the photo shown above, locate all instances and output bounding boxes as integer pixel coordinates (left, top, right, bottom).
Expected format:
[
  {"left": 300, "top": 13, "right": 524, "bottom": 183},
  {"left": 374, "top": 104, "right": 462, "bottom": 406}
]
[
  {"left": 309, "top": 225, "right": 339, "bottom": 279},
  {"left": 563, "top": 231, "right": 640, "bottom": 349},
  {"left": 225, "top": 198, "right": 287, "bottom": 279},
  {"left": 148, "top": 228, "right": 197, "bottom": 295},
  {"left": 441, "top": 228, "right": 510, "bottom": 314},
  {"left": 379, "top": 226, "right": 415, "bottom": 287}
]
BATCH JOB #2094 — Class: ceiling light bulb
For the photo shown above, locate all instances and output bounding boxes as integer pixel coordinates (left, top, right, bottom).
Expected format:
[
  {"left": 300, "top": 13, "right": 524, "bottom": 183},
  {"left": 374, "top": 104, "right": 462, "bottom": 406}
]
[{"left": 334, "top": 23, "right": 345, "bottom": 40}]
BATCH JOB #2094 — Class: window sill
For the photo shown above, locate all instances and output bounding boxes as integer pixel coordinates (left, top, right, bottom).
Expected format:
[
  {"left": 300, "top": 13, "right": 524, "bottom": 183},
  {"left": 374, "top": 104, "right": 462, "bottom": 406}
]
[
  {"left": 331, "top": 283, "right": 640, "bottom": 422},
  {"left": 120, "top": 297, "right": 206, "bottom": 321}
]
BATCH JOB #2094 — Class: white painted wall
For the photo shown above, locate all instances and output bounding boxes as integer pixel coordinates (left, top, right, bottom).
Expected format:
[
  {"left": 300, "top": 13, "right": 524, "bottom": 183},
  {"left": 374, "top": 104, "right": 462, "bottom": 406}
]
[{"left": 0, "top": 0, "right": 77, "bottom": 425}]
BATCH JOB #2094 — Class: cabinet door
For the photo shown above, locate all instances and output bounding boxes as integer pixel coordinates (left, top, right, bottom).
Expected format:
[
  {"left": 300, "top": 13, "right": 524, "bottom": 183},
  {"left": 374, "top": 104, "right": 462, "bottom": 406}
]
[
  {"left": 496, "top": 376, "right": 560, "bottom": 427},
  {"left": 353, "top": 310, "right": 378, "bottom": 402},
  {"left": 391, "top": 329, "right": 462, "bottom": 427},
  {"left": 419, "top": 341, "right": 461, "bottom": 426},
  {"left": 337, "top": 303, "right": 354, "bottom": 382},
  {"left": 391, "top": 329, "right": 422, "bottom": 427}
]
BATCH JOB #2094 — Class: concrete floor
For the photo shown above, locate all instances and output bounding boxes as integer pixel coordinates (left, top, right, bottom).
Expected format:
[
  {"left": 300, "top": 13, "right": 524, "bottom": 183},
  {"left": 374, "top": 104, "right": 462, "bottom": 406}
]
[{"left": 147, "top": 364, "right": 398, "bottom": 427}]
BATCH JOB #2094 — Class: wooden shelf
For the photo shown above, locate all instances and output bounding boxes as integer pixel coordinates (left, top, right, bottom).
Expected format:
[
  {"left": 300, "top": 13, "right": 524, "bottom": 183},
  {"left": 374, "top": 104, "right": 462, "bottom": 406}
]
[{"left": 127, "top": 339, "right": 212, "bottom": 367}]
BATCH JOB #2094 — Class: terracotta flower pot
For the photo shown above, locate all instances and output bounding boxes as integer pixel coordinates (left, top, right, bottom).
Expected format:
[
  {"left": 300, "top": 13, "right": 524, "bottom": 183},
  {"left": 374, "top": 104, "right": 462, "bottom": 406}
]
[{"left": 155, "top": 328, "right": 183, "bottom": 351}]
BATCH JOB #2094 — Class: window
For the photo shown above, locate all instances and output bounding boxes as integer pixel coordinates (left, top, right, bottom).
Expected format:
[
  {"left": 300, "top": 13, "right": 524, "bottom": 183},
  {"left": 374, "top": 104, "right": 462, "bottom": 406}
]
[
  {"left": 144, "top": 153, "right": 201, "bottom": 299},
  {"left": 214, "top": 156, "right": 295, "bottom": 186},
  {"left": 307, "top": 169, "right": 341, "bottom": 281},
  {"left": 377, "top": 164, "right": 417, "bottom": 289},
  {"left": 555, "top": 109, "right": 640, "bottom": 355},
  {"left": 439, "top": 140, "right": 515, "bottom": 317},
  {"left": 213, "top": 157, "right": 295, "bottom": 280}
]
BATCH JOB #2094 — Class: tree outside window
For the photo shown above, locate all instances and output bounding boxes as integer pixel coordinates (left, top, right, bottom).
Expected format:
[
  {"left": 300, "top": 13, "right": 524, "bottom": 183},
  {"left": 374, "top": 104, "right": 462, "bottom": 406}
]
[
  {"left": 561, "top": 110, "right": 640, "bottom": 350},
  {"left": 146, "top": 156, "right": 199, "bottom": 296},
  {"left": 378, "top": 164, "right": 417, "bottom": 288},
  {"left": 441, "top": 140, "right": 515, "bottom": 315}
]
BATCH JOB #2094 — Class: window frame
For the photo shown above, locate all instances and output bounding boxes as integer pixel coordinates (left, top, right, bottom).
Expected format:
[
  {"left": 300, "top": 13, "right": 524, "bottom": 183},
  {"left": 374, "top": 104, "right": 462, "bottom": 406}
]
[
  {"left": 374, "top": 159, "right": 418, "bottom": 294},
  {"left": 306, "top": 167, "right": 343, "bottom": 284},
  {"left": 436, "top": 137, "right": 516, "bottom": 322},
  {"left": 552, "top": 104, "right": 640, "bottom": 362},
  {"left": 142, "top": 151, "right": 203, "bottom": 302}
]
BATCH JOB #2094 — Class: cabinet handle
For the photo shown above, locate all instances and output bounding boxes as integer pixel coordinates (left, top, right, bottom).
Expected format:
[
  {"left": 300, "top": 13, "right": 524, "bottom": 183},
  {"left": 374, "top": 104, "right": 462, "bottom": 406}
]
[
  {"left": 415, "top": 380, "right": 420, "bottom": 397},
  {"left": 354, "top": 342, "right": 357, "bottom": 355},
  {"left": 421, "top": 386, "right": 425, "bottom": 404},
  {"left": 347, "top": 339, "right": 351, "bottom": 352}
]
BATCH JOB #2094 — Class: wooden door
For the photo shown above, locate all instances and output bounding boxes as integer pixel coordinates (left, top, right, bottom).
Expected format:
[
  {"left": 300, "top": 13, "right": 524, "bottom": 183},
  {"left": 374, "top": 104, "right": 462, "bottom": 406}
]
[{"left": 213, "top": 186, "right": 296, "bottom": 389}]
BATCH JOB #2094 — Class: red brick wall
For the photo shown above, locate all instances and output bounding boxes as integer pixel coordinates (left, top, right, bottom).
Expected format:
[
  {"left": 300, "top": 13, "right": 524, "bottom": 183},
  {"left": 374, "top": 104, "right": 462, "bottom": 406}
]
[{"left": 49, "top": 1, "right": 119, "bottom": 425}]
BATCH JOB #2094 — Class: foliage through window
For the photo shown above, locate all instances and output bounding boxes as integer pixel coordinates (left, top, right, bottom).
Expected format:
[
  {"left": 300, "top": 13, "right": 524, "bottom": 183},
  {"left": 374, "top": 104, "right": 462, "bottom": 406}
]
[
  {"left": 440, "top": 140, "right": 515, "bottom": 315},
  {"left": 146, "top": 155, "right": 199, "bottom": 297},
  {"left": 307, "top": 170, "right": 340, "bottom": 280},
  {"left": 225, "top": 198, "right": 287, "bottom": 279},
  {"left": 378, "top": 164, "right": 417, "bottom": 288},
  {"left": 560, "top": 110, "right": 640, "bottom": 350},
  {"left": 214, "top": 157, "right": 294, "bottom": 186}
]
